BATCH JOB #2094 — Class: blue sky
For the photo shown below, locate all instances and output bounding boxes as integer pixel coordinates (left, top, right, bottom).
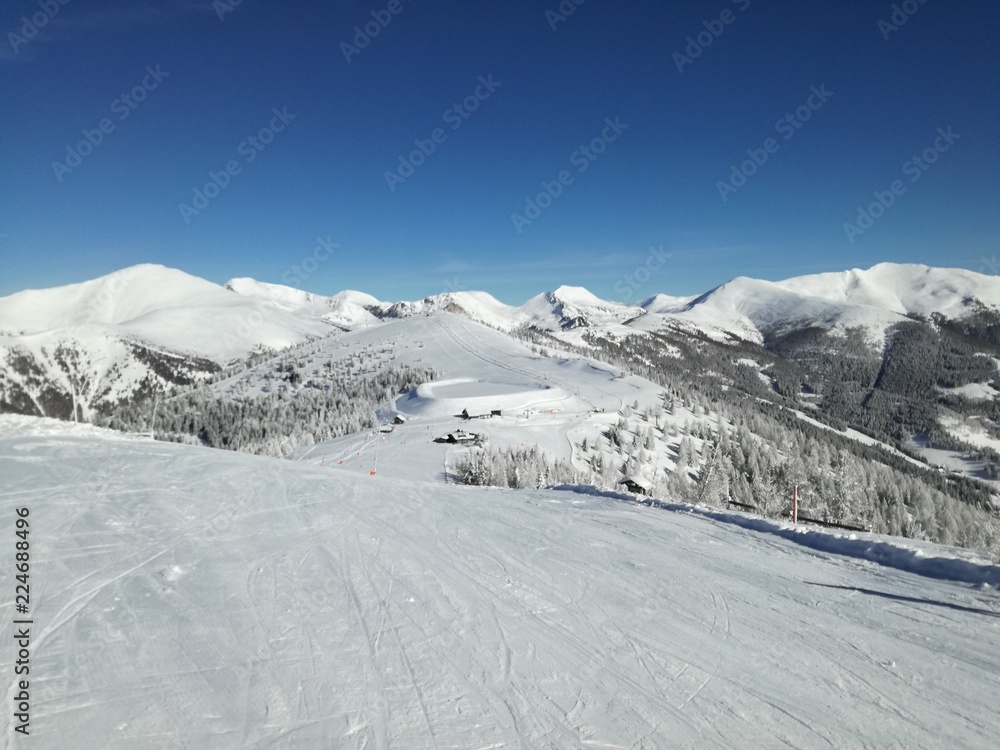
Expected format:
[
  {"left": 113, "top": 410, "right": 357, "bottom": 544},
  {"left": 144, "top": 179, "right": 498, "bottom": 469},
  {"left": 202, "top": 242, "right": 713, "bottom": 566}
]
[{"left": 2, "top": 0, "right": 998, "bottom": 304}]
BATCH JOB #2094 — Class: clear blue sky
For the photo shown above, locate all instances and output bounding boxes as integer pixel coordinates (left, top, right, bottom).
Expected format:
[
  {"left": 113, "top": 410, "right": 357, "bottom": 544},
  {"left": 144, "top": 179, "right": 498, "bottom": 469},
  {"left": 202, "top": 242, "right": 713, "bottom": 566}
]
[{"left": 2, "top": 0, "right": 998, "bottom": 304}]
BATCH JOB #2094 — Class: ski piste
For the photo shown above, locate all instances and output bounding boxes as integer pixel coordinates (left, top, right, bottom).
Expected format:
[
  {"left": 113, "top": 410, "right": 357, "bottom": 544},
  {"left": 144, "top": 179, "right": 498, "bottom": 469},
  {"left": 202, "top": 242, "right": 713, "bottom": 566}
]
[{"left": 2, "top": 414, "right": 998, "bottom": 748}]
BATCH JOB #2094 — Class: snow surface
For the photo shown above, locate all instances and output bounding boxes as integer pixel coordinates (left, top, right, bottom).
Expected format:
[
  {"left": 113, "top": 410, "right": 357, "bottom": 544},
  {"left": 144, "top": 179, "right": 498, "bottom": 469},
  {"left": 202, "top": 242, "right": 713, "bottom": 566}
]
[
  {"left": 519, "top": 286, "right": 646, "bottom": 330},
  {"left": 941, "top": 416, "right": 1000, "bottom": 455},
  {"left": 6, "top": 261, "right": 1000, "bottom": 372},
  {"left": 5, "top": 262, "right": 1000, "bottom": 746},
  {"left": 278, "top": 314, "right": 666, "bottom": 479},
  {"left": 2, "top": 414, "right": 999, "bottom": 749},
  {"left": 379, "top": 292, "right": 520, "bottom": 331},
  {"left": 0, "top": 265, "right": 333, "bottom": 362},
  {"left": 906, "top": 416, "right": 1000, "bottom": 486},
  {"left": 354, "top": 285, "right": 646, "bottom": 333},
  {"left": 400, "top": 378, "right": 570, "bottom": 419},
  {"left": 222, "top": 279, "right": 380, "bottom": 329},
  {"left": 642, "top": 263, "right": 1000, "bottom": 345},
  {"left": 660, "top": 276, "right": 902, "bottom": 345},
  {"left": 937, "top": 382, "right": 999, "bottom": 401},
  {"left": 639, "top": 293, "right": 697, "bottom": 314},
  {"left": 773, "top": 263, "right": 1000, "bottom": 319}
]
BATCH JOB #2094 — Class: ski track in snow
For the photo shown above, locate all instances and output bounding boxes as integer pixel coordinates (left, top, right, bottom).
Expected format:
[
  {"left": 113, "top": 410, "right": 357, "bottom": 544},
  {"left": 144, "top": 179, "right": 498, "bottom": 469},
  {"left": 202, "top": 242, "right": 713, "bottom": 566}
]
[{"left": 1, "top": 417, "right": 999, "bottom": 748}]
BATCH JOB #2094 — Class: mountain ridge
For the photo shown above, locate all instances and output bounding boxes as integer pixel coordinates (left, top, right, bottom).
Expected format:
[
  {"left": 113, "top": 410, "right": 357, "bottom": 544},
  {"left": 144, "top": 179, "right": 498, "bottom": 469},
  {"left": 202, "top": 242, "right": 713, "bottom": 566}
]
[
  {"left": 5, "top": 261, "right": 997, "bottom": 344},
  {"left": 3, "top": 260, "right": 1000, "bottom": 426}
]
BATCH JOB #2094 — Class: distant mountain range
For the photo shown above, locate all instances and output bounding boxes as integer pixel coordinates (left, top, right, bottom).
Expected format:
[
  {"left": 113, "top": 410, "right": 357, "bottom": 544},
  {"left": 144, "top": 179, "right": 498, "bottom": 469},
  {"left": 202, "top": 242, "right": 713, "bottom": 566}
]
[
  {"left": 228, "top": 262, "right": 1000, "bottom": 343},
  {"left": 1, "top": 261, "right": 999, "bottom": 423},
  {"left": 5, "top": 260, "right": 1000, "bottom": 558}
]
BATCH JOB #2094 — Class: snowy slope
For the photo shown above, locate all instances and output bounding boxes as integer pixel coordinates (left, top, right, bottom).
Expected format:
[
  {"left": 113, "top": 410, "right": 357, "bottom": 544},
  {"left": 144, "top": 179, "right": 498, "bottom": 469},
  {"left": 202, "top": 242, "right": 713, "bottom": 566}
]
[
  {"left": 639, "top": 292, "right": 698, "bottom": 314},
  {"left": 225, "top": 277, "right": 336, "bottom": 309},
  {"left": 519, "top": 285, "right": 646, "bottom": 330},
  {"left": 5, "top": 261, "right": 998, "bottom": 353},
  {"left": 378, "top": 291, "right": 520, "bottom": 330},
  {"left": 2, "top": 414, "right": 999, "bottom": 749},
  {"left": 0, "top": 265, "right": 330, "bottom": 358},
  {"left": 666, "top": 276, "right": 903, "bottom": 343},
  {"left": 0, "top": 266, "right": 341, "bottom": 417},
  {"left": 774, "top": 262, "right": 1000, "bottom": 319},
  {"left": 368, "top": 286, "right": 646, "bottom": 333},
  {"left": 648, "top": 263, "right": 1000, "bottom": 344},
  {"left": 224, "top": 283, "right": 523, "bottom": 332},
  {"left": 5, "top": 261, "right": 1000, "bottom": 423},
  {"left": 339, "top": 284, "right": 651, "bottom": 332},
  {"left": 211, "top": 312, "right": 666, "bottom": 476},
  {"left": 224, "top": 278, "right": 380, "bottom": 329}
]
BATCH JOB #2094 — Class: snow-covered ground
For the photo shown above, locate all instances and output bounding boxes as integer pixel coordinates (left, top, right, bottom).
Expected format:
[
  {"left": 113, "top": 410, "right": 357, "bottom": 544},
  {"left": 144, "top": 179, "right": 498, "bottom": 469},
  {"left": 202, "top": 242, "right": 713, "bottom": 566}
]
[
  {"left": 937, "top": 383, "right": 998, "bottom": 401},
  {"left": 7, "top": 261, "right": 1000, "bottom": 424},
  {"left": 241, "top": 314, "right": 676, "bottom": 478},
  {"left": 9, "top": 261, "right": 998, "bottom": 370},
  {"left": 0, "top": 265, "right": 334, "bottom": 362},
  {"left": 905, "top": 416, "right": 1000, "bottom": 486},
  {"left": 782, "top": 404, "right": 928, "bottom": 468},
  {"left": 5, "top": 262, "right": 1000, "bottom": 747},
  {"left": 941, "top": 415, "right": 1000, "bottom": 455},
  {"left": 2, "top": 415, "right": 999, "bottom": 749}
]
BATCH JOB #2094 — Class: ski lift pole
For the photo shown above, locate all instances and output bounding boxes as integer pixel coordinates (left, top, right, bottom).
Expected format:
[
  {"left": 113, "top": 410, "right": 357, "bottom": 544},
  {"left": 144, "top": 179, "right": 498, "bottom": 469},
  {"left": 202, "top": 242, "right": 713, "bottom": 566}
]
[
  {"left": 150, "top": 396, "right": 160, "bottom": 440},
  {"left": 792, "top": 484, "right": 798, "bottom": 525},
  {"left": 370, "top": 412, "right": 380, "bottom": 476}
]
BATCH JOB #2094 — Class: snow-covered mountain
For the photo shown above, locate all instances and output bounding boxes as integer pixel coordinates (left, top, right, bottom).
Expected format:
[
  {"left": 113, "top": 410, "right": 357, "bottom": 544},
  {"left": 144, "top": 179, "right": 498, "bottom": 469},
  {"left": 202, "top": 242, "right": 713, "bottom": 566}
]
[
  {"left": 3, "top": 261, "right": 1000, "bottom": 421},
  {"left": 223, "top": 261, "right": 1000, "bottom": 343},
  {"left": 0, "top": 265, "right": 337, "bottom": 418},
  {"left": 345, "top": 262, "right": 1000, "bottom": 343},
  {"left": 225, "top": 277, "right": 381, "bottom": 329},
  {"left": 662, "top": 275, "right": 905, "bottom": 343},
  {"left": 659, "top": 263, "right": 1000, "bottom": 344},
  {"left": 5, "top": 264, "right": 1000, "bottom": 746},
  {"left": 5, "top": 262, "right": 1000, "bottom": 748},
  {"left": 230, "top": 280, "right": 650, "bottom": 332},
  {"left": 374, "top": 290, "right": 520, "bottom": 329},
  {"left": 774, "top": 262, "right": 1000, "bottom": 318},
  {"left": 518, "top": 285, "right": 646, "bottom": 330},
  {"left": 639, "top": 292, "right": 697, "bottom": 314},
  {"left": 0, "top": 264, "right": 333, "bottom": 358}
]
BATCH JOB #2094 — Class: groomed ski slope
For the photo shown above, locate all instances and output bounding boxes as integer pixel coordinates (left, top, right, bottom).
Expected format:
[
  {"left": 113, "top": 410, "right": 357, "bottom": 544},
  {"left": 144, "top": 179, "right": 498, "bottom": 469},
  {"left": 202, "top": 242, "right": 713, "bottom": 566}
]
[{"left": 2, "top": 415, "right": 999, "bottom": 749}]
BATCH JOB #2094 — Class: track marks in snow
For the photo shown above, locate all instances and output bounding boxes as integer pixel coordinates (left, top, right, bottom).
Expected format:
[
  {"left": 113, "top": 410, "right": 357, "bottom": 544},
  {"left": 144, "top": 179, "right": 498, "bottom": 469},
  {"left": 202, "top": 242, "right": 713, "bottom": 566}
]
[{"left": 5, "top": 421, "right": 1000, "bottom": 748}]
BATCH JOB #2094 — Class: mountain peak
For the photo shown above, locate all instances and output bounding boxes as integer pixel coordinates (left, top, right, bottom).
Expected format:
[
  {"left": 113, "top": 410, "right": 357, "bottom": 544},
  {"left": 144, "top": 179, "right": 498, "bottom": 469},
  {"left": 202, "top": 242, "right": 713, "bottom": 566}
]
[{"left": 551, "top": 284, "right": 597, "bottom": 299}]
